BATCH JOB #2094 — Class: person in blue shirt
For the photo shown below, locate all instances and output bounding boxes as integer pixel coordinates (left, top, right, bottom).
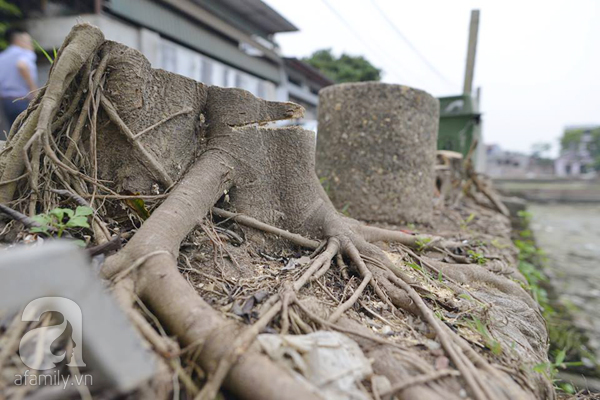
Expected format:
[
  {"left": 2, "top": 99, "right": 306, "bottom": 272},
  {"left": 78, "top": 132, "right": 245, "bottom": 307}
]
[{"left": 0, "top": 27, "right": 38, "bottom": 135}]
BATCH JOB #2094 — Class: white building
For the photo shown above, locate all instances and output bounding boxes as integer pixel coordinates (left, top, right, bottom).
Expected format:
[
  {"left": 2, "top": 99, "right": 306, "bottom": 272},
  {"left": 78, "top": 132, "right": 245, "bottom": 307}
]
[
  {"left": 486, "top": 144, "right": 531, "bottom": 178},
  {"left": 17, "top": 0, "right": 331, "bottom": 118},
  {"left": 555, "top": 125, "right": 598, "bottom": 177}
]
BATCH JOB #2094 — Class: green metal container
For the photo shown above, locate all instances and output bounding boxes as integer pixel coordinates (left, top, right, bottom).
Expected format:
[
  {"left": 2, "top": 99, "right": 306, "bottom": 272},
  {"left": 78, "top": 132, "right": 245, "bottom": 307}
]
[{"left": 437, "top": 94, "right": 481, "bottom": 157}]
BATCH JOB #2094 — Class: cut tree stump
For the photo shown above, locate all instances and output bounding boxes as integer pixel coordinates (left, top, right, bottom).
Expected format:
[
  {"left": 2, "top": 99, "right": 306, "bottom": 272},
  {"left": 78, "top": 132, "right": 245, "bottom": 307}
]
[{"left": 316, "top": 82, "right": 439, "bottom": 224}]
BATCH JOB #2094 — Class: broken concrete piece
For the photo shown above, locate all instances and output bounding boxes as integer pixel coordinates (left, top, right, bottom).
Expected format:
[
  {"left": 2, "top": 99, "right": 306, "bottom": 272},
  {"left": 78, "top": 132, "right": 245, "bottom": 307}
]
[
  {"left": 0, "top": 241, "right": 156, "bottom": 393},
  {"left": 258, "top": 331, "right": 372, "bottom": 400}
]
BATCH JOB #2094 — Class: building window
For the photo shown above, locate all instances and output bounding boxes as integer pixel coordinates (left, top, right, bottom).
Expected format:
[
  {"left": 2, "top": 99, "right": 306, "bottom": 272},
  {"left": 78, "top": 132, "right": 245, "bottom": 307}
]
[
  {"left": 201, "top": 59, "right": 213, "bottom": 84},
  {"left": 288, "top": 76, "right": 302, "bottom": 86},
  {"left": 212, "top": 63, "right": 225, "bottom": 87},
  {"left": 257, "top": 81, "right": 266, "bottom": 99},
  {"left": 160, "top": 42, "right": 177, "bottom": 73}
]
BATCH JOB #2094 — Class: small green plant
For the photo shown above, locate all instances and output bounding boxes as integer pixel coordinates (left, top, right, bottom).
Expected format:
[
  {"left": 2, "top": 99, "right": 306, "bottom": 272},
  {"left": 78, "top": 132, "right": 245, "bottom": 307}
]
[
  {"left": 407, "top": 262, "right": 422, "bottom": 272},
  {"left": 33, "top": 39, "right": 57, "bottom": 64},
  {"left": 30, "top": 206, "right": 93, "bottom": 245},
  {"left": 458, "top": 293, "right": 473, "bottom": 301},
  {"left": 468, "top": 316, "right": 502, "bottom": 356},
  {"left": 467, "top": 249, "right": 487, "bottom": 265},
  {"left": 519, "top": 229, "right": 532, "bottom": 238},
  {"left": 415, "top": 237, "right": 431, "bottom": 252},
  {"left": 460, "top": 212, "right": 476, "bottom": 230},
  {"left": 517, "top": 210, "right": 533, "bottom": 226},
  {"left": 0, "top": 1, "right": 22, "bottom": 49},
  {"left": 534, "top": 348, "right": 582, "bottom": 385},
  {"left": 490, "top": 238, "right": 509, "bottom": 249},
  {"left": 340, "top": 203, "right": 351, "bottom": 216}
]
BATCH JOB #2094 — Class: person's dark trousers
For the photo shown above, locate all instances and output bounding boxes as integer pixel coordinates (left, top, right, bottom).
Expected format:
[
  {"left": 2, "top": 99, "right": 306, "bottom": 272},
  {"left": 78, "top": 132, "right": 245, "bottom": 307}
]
[{"left": 1, "top": 97, "right": 29, "bottom": 140}]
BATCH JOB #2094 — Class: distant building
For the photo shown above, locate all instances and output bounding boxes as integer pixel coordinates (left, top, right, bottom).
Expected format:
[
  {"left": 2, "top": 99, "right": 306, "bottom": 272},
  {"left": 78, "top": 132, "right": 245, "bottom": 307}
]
[
  {"left": 555, "top": 125, "right": 599, "bottom": 177},
  {"left": 283, "top": 57, "right": 333, "bottom": 121},
  {"left": 14, "top": 0, "right": 330, "bottom": 117},
  {"left": 486, "top": 144, "right": 554, "bottom": 178},
  {"left": 486, "top": 145, "right": 530, "bottom": 178}
]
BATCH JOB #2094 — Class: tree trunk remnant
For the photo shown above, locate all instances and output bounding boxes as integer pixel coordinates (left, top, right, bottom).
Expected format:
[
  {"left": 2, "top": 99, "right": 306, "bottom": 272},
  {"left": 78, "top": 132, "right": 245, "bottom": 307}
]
[{"left": 316, "top": 82, "right": 439, "bottom": 224}]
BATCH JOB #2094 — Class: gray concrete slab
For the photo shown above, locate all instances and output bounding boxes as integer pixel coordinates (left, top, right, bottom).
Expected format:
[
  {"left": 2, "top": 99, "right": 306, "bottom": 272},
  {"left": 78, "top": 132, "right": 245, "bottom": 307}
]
[{"left": 0, "top": 241, "right": 156, "bottom": 393}]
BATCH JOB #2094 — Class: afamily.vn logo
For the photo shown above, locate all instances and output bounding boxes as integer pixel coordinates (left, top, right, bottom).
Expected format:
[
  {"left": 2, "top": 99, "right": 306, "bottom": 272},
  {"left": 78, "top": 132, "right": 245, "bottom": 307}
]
[
  {"left": 18, "top": 297, "right": 86, "bottom": 370},
  {"left": 13, "top": 370, "right": 92, "bottom": 388}
]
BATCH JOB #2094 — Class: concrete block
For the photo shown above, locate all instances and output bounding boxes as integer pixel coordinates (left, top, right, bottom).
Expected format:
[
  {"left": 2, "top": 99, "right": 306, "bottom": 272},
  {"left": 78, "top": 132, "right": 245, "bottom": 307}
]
[
  {"left": 316, "top": 82, "right": 439, "bottom": 224},
  {"left": 0, "top": 242, "right": 156, "bottom": 393}
]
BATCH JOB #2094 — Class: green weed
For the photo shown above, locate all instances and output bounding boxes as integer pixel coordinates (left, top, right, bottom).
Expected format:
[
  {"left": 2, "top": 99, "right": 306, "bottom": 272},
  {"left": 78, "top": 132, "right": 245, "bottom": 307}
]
[
  {"left": 30, "top": 206, "right": 93, "bottom": 246},
  {"left": 467, "top": 249, "right": 487, "bottom": 265}
]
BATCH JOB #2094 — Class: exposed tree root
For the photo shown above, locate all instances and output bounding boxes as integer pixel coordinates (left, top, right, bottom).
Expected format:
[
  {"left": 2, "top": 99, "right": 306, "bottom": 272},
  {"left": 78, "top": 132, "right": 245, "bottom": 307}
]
[
  {"left": 358, "top": 223, "right": 465, "bottom": 251},
  {"left": 211, "top": 207, "right": 319, "bottom": 250},
  {"left": 293, "top": 295, "right": 406, "bottom": 349},
  {"left": 99, "top": 94, "right": 174, "bottom": 188},
  {"left": 0, "top": 23, "right": 105, "bottom": 203},
  {"left": 101, "top": 109, "right": 524, "bottom": 399},
  {"left": 380, "top": 369, "right": 460, "bottom": 399},
  {"left": 0, "top": 203, "right": 43, "bottom": 230},
  {"left": 329, "top": 266, "right": 371, "bottom": 323}
]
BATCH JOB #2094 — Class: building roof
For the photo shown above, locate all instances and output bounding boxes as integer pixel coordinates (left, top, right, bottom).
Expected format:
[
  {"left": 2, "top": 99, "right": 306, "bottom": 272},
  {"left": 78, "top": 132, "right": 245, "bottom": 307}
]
[
  {"left": 193, "top": 0, "right": 297, "bottom": 35},
  {"left": 283, "top": 57, "right": 334, "bottom": 87}
]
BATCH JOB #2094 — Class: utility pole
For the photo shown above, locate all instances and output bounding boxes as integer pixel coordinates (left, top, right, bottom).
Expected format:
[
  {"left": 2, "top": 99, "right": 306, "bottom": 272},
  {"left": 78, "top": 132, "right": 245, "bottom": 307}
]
[{"left": 463, "top": 9, "right": 480, "bottom": 95}]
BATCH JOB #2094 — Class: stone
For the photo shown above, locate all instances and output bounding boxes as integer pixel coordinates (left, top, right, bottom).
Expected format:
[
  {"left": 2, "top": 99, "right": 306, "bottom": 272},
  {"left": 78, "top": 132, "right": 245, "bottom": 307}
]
[
  {"left": 258, "top": 331, "right": 373, "bottom": 400},
  {"left": 316, "top": 82, "right": 439, "bottom": 224}
]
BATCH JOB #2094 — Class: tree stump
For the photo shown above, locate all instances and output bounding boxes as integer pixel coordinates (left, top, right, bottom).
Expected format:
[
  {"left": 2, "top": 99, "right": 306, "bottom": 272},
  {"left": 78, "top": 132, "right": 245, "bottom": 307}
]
[{"left": 316, "top": 82, "right": 439, "bottom": 224}]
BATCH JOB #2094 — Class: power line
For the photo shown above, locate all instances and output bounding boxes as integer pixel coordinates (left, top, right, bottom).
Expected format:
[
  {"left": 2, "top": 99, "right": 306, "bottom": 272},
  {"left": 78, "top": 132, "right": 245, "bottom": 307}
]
[
  {"left": 318, "top": 0, "right": 406, "bottom": 83},
  {"left": 366, "top": 0, "right": 459, "bottom": 89}
]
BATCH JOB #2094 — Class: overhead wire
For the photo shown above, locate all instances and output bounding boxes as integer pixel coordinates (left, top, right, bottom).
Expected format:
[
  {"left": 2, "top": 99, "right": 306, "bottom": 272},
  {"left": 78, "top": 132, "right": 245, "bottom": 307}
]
[
  {"left": 366, "top": 0, "right": 459, "bottom": 89},
  {"left": 318, "top": 0, "right": 409, "bottom": 83}
]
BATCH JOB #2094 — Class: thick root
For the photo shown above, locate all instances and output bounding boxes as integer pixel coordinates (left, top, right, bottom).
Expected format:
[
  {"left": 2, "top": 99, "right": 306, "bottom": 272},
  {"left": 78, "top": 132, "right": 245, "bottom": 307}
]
[
  {"left": 358, "top": 223, "right": 466, "bottom": 251},
  {"left": 0, "top": 24, "right": 104, "bottom": 203}
]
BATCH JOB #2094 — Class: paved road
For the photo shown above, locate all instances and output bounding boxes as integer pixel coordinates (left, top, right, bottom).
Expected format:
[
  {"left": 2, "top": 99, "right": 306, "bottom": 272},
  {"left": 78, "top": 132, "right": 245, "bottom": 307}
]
[{"left": 530, "top": 203, "right": 600, "bottom": 360}]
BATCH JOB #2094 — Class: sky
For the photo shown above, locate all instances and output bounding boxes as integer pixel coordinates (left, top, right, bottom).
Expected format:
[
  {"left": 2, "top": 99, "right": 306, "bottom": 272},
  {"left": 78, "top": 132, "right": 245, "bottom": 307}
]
[{"left": 263, "top": 0, "right": 600, "bottom": 157}]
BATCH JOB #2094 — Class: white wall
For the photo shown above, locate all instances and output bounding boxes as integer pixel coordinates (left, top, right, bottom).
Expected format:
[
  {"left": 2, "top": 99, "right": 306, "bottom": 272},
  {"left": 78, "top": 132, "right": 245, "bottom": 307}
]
[
  {"left": 27, "top": 14, "right": 140, "bottom": 51},
  {"left": 154, "top": 36, "right": 277, "bottom": 100},
  {"left": 26, "top": 15, "right": 278, "bottom": 101}
]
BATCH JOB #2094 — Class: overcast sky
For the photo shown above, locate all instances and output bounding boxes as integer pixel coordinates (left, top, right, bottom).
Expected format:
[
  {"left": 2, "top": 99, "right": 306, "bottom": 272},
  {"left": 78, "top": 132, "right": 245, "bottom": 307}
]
[{"left": 263, "top": 0, "right": 599, "bottom": 156}]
